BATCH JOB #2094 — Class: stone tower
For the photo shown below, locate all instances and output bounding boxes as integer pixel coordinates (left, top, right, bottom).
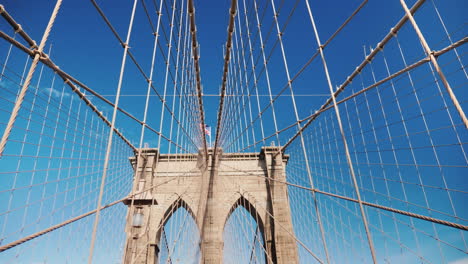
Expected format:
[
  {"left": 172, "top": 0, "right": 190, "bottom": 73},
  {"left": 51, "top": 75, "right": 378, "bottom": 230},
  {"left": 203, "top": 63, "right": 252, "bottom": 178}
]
[{"left": 122, "top": 146, "right": 299, "bottom": 263}]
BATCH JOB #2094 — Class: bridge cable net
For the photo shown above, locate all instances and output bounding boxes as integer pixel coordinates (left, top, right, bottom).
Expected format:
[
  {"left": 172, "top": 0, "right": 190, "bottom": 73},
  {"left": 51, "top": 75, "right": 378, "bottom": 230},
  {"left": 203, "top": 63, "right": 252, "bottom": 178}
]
[
  {"left": 216, "top": 0, "right": 467, "bottom": 263},
  {"left": 0, "top": 0, "right": 466, "bottom": 263},
  {"left": 0, "top": 0, "right": 206, "bottom": 262}
]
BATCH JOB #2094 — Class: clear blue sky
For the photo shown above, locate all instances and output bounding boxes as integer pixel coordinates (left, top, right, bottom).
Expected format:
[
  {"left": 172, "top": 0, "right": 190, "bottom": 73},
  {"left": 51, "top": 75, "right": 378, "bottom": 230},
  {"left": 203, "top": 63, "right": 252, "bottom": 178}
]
[{"left": 1, "top": 0, "right": 465, "bottom": 143}]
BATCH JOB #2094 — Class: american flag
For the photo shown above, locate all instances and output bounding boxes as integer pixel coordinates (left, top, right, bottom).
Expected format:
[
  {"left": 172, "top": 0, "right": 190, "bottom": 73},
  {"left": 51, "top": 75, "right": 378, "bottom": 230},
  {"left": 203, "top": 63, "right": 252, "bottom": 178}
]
[{"left": 200, "top": 124, "right": 211, "bottom": 136}]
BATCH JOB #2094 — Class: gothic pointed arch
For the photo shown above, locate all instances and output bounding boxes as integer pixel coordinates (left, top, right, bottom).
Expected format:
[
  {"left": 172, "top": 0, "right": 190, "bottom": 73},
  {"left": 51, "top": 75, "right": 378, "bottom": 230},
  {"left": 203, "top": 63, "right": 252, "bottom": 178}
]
[
  {"left": 223, "top": 194, "right": 268, "bottom": 263},
  {"left": 155, "top": 196, "right": 199, "bottom": 242}
]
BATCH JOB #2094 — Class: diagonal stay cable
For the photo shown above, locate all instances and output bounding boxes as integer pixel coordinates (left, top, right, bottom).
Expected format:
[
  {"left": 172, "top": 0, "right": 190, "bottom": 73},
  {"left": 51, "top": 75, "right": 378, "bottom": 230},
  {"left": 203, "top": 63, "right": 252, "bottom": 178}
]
[
  {"left": 0, "top": 0, "right": 63, "bottom": 157},
  {"left": 400, "top": 0, "right": 467, "bottom": 129},
  {"left": 305, "top": 1, "right": 377, "bottom": 260}
]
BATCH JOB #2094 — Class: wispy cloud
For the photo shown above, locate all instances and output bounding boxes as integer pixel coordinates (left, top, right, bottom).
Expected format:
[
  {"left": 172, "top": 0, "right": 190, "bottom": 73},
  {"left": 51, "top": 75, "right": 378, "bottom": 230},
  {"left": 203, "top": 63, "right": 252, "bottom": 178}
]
[
  {"left": 0, "top": 79, "right": 20, "bottom": 102},
  {"left": 42, "top": 87, "right": 72, "bottom": 99}
]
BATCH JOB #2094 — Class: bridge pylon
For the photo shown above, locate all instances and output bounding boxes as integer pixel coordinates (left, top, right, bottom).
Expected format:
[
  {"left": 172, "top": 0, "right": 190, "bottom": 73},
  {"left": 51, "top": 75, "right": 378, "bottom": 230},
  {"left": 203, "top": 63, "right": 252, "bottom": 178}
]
[{"left": 123, "top": 147, "right": 298, "bottom": 263}]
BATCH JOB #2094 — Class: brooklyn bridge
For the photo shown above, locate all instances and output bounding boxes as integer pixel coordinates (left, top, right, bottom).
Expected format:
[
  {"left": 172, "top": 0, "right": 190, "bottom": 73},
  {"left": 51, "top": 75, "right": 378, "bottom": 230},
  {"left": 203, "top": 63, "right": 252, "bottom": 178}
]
[{"left": 0, "top": 0, "right": 466, "bottom": 263}]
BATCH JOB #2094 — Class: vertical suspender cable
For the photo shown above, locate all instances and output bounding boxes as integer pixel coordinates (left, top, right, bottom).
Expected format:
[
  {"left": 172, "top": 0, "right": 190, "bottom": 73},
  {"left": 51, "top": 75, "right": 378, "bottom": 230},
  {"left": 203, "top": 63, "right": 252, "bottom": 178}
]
[
  {"left": 252, "top": 0, "right": 281, "bottom": 147},
  {"left": 168, "top": 0, "right": 187, "bottom": 154},
  {"left": 87, "top": 0, "right": 138, "bottom": 263},
  {"left": 268, "top": 0, "right": 332, "bottom": 261},
  {"left": 304, "top": 1, "right": 377, "bottom": 262},
  {"left": 157, "top": 0, "right": 178, "bottom": 150},
  {"left": 125, "top": 0, "right": 165, "bottom": 262},
  {"left": 188, "top": 0, "right": 208, "bottom": 158},
  {"left": 0, "top": 32, "right": 15, "bottom": 81},
  {"left": 242, "top": 0, "right": 266, "bottom": 147},
  {"left": 213, "top": 0, "right": 237, "bottom": 155}
]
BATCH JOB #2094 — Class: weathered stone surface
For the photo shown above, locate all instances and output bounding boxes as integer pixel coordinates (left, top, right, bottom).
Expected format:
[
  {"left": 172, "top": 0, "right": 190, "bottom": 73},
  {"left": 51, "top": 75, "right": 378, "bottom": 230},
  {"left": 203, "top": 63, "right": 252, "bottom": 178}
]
[{"left": 123, "top": 147, "right": 298, "bottom": 264}]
